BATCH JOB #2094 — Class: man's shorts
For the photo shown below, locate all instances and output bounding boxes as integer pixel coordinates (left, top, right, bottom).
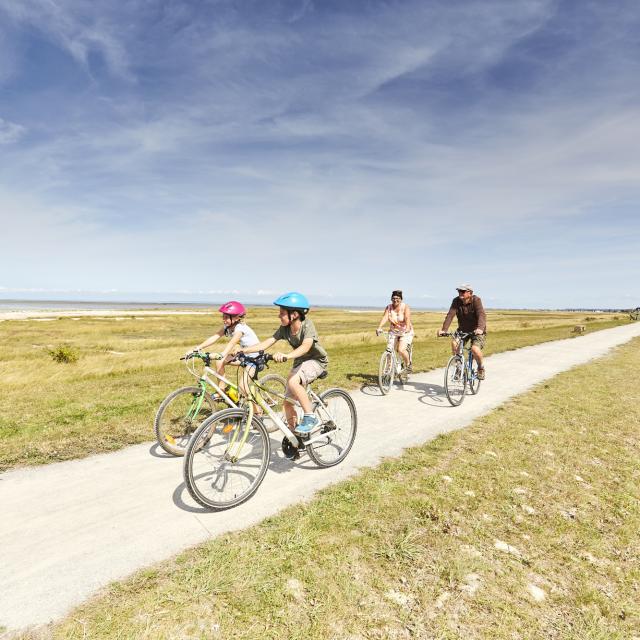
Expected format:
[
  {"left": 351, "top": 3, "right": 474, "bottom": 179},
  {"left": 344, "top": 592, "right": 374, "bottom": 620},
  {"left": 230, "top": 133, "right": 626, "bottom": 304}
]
[
  {"left": 462, "top": 333, "right": 486, "bottom": 350},
  {"left": 285, "top": 359, "right": 325, "bottom": 400}
]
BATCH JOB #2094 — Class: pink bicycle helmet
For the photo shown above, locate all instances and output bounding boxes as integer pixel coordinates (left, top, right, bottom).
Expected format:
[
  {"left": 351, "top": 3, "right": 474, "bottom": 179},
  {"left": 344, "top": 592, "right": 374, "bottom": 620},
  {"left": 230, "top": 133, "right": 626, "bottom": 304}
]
[{"left": 218, "top": 301, "right": 246, "bottom": 316}]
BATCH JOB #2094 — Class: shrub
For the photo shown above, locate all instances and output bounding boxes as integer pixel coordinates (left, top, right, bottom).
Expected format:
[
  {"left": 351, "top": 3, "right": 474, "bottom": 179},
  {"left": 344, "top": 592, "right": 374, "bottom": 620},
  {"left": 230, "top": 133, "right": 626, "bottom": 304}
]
[{"left": 48, "top": 345, "right": 79, "bottom": 364}]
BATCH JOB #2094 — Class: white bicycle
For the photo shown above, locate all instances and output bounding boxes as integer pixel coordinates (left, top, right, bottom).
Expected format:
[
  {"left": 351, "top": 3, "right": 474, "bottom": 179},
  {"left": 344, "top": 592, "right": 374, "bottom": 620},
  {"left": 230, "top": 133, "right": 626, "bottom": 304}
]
[{"left": 377, "top": 330, "right": 413, "bottom": 395}]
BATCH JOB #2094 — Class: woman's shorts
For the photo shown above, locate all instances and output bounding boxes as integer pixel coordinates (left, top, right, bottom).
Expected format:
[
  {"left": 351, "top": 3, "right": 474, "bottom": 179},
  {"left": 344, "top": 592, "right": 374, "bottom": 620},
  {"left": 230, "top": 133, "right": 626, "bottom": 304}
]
[
  {"left": 387, "top": 331, "right": 414, "bottom": 351},
  {"left": 285, "top": 360, "right": 325, "bottom": 400}
]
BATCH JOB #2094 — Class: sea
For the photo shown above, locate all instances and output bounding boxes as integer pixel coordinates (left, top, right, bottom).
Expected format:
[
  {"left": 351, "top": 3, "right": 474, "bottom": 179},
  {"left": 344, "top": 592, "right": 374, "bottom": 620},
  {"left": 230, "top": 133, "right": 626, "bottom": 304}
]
[{"left": 0, "top": 299, "right": 215, "bottom": 312}]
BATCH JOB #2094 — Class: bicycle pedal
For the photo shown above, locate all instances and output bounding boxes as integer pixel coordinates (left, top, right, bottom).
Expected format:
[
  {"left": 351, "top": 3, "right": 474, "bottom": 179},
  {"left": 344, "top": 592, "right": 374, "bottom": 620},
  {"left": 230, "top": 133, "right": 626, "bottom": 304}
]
[{"left": 281, "top": 437, "right": 301, "bottom": 460}]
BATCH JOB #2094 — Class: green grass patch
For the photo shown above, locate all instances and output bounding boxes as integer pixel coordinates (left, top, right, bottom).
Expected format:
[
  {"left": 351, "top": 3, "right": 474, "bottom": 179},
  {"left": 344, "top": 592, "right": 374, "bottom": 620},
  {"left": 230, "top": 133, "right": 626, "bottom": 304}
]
[
  {"left": 27, "top": 337, "right": 640, "bottom": 639},
  {"left": 0, "top": 308, "right": 630, "bottom": 472}
]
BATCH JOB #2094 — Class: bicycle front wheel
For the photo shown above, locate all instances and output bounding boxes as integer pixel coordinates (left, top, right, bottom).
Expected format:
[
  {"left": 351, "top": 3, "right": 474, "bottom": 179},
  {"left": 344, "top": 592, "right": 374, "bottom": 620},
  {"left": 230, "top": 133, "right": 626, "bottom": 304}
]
[
  {"left": 183, "top": 408, "right": 271, "bottom": 510},
  {"left": 378, "top": 350, "right": 394, "bottom": 395},
  {"left": 306, "top": 388, "right": 357, "bottom": 467},
  {"left": 154, "top": 386, "right": 223, "bottom": 456},
  {"left": 468, "top": 360, "right": 481, "bottom": 395},
  {"left": 444, "top": 356, "right": 466, "bottom": 406},
  {"left": 257, "top": 373, "right": 287, "bottom": 433}
]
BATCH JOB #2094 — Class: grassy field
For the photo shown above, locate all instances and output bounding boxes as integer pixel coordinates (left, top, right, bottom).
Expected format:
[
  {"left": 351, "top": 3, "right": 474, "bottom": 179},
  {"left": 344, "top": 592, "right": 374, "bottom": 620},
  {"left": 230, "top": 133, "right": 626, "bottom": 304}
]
[
  {"left": 19, "top": 335, "right": 639, "bottom": 639},
  {"left": 0, "top": 308, "right": 629, "bottom": 472}
]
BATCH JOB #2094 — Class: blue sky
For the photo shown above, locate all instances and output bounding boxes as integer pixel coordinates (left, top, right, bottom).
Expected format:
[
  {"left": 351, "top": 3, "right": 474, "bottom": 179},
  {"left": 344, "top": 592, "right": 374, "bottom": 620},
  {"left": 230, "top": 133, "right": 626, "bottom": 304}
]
[{"left": 0, "top": 0, "right": 638, "bottom": 309}]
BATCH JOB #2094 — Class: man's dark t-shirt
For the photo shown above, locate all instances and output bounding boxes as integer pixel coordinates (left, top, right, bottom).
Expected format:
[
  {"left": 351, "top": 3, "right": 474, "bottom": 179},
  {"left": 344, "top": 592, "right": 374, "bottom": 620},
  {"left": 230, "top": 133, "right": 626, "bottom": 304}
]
[{"left": 442, "top": 295, "right": 486, "bottom": 334}]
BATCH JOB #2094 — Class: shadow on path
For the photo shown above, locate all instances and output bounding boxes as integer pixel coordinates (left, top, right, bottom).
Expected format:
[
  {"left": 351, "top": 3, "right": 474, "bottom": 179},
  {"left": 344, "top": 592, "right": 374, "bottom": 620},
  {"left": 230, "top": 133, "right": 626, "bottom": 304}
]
[
  {"left": 347, "top": 373, "right": 384, "bottom": 396},
  {"left": 173, "top": 440, "right": 323, "bottom": 514},
  {"left": 148, "top": 443, "right": 176, "bottom": 459}
]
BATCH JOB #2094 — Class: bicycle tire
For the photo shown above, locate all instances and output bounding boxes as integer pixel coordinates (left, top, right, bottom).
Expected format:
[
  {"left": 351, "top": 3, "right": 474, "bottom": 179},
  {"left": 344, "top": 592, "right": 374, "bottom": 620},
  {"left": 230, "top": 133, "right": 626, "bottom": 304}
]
[
  {"left": 257, "top": 373, "right": 287, "bottom": 433},
  {"left": 378, "top": 350, "right": 394, "bottom": 395},
  {"left": 306, "top": 388, "right": 357, "bottom": 467},
  {"left": 468, "top": 361, "right": 481, "bottom": 395},
  {"left": 154, "top": 386, "right": 224, "bottom": 456},
  {"left": 183, "top": 408, "right": 271, "bottom": 510},
  {"left": 444, "top": 355, "right": 466, "bottom": 406}
]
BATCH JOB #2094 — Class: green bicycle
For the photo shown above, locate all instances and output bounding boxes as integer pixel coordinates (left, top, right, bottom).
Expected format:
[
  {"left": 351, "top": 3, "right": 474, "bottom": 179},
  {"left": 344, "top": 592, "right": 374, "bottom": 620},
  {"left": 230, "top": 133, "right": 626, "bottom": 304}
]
[
  {"left": 154, "top": 351, "right": 286, "bottom": 456},
  {"left": 183, "top": 352, "right": 358, "bottom": 510}
]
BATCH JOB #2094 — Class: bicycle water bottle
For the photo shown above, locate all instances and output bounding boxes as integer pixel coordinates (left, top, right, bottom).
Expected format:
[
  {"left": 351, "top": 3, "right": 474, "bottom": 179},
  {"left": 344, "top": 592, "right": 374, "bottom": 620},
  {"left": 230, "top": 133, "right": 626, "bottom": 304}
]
[{"left": 227, "top": 386, "right": 239, "bottom": 402}]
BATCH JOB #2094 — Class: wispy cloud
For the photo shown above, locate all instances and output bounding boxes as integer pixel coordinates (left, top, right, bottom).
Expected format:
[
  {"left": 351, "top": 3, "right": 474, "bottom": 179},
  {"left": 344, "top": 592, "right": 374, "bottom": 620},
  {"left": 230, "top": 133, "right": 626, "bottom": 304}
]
[
  {"left": 0, "top": 118, "right": 26, "bottom": 144},
  {"left": 0, "top": 0, "right": 638, "bottom": 307}
]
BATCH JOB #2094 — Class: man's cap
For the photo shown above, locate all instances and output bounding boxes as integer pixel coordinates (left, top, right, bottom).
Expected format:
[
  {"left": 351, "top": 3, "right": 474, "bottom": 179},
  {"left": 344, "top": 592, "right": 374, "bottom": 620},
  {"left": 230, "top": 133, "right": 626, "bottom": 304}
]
[{"left": 456, "top": 284, "right": 473, "bottom": 292}]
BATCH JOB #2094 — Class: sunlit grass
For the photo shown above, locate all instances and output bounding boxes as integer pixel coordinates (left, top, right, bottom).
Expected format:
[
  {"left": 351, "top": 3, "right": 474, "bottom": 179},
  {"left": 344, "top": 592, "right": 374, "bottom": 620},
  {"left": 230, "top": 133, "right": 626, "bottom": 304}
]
[
  {"left": 27, "top": 336, "right": 640, "bottom": 640},
  {"left": 0, "top": 308, "right": 629, "bottom": 472}
]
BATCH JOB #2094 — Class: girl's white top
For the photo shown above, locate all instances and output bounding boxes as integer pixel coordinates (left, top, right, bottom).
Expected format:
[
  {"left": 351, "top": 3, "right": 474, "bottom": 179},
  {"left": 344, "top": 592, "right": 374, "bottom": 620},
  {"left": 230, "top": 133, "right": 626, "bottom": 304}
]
[{"left": 228, "top": 322, "right": 259, "bottom": 349}]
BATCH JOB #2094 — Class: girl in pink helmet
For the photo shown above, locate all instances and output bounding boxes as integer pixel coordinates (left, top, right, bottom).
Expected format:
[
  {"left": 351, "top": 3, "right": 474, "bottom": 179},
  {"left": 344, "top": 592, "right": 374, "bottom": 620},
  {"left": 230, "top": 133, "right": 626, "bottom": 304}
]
[{"left": 191, "top": 301, "right": 260, "bottom": 379}]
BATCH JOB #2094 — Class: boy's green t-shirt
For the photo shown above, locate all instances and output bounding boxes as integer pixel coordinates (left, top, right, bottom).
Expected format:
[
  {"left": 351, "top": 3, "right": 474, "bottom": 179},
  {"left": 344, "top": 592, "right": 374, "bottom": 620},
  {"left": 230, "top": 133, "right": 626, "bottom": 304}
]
[{"left": 272, "top": 318, "right": 329, "bottom": 370}]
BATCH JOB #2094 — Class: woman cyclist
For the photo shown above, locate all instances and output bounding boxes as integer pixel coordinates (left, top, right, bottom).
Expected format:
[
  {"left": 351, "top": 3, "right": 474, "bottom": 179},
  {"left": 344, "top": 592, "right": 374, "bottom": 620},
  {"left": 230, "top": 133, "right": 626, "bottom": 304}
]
[
  {"left": 190, "top": 301, "right": 260, "bottom": 382},
  {"left": 376, "top": 289, "right": 414, "bottom": 373}
]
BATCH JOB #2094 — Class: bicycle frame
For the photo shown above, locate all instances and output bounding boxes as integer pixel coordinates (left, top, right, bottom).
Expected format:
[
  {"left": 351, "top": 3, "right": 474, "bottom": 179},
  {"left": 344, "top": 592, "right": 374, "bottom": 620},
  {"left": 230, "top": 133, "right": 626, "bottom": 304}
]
[
  {"left": 182, "top": 353, "right": 242, "bottom": 415},
  {"left": 452, "top": 332, "right": 476, "bottom": 381},
  {"left": 227, "top": 364, "right": 335, "bottom": 452}
]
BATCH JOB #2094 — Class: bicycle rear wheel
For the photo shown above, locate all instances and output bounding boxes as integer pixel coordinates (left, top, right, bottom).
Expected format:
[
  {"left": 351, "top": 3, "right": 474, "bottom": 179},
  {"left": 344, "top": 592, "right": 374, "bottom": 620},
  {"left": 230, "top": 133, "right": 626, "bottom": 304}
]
[
  {"left": 398, "top": 342, "right": 413, "bottom": 385},
  {"left": 257, "top": 373, "right": 287, "bottom": 433},
  {"left": 444, "top": 356, "right": 466, "bottom": 406},
  {"left": 378, "top": 350, "right": 394, "bottom": 395},
  {"left": 154, "top": 386, "right": 224, "bottom": 456},
  {"left": 183, "top": 408, "right": 271, "bottom": 510},
  {"left": 306, "top": 388, "right": 357, "bottom": 467}
]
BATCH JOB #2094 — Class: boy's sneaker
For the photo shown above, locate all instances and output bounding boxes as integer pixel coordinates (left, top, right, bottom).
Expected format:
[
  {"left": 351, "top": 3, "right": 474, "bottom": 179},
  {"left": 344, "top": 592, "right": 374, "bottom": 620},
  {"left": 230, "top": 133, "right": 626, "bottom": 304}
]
[
  {"left": 477, "top": 367, "right": 486, "bottom": 380},
  {"left": 295, "top": 414, "right": 321, "bottom": 436},
  {"left": 453, "top": 366, "right": 462, "bottom": 381}
]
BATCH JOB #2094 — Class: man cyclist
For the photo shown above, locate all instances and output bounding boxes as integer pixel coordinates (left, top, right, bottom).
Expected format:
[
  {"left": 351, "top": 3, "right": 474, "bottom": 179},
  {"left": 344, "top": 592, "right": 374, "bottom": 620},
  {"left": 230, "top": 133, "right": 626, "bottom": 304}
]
[
  {"left": 239, "top": 292, "right": 328, "bottom": 435},
  {"left": 438, "top": 284, "right": 487, "bottom": 380}
]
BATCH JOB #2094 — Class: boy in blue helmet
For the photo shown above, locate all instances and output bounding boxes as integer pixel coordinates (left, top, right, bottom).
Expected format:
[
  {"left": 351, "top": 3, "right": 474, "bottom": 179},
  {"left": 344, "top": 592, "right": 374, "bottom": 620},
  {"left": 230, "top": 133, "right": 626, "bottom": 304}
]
[{"left": 239, "top": 292, "right": 328, "bottom": 435}]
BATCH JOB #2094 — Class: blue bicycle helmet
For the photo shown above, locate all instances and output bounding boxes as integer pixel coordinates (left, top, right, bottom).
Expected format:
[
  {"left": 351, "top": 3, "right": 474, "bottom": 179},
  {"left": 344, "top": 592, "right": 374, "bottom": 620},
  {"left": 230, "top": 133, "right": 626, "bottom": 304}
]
[{"left": 273, "top": 292, "right": 310, "bottom": 313}]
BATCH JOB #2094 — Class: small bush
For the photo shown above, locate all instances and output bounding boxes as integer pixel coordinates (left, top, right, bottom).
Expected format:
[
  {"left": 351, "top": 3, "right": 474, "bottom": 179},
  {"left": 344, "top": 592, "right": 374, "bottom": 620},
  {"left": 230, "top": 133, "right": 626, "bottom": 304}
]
[
  {"left": 584, "top": 316, "right": 597, "bottom": 322},
  {"left": 49, "top": 345, "right": 79, "bottom": 364}
]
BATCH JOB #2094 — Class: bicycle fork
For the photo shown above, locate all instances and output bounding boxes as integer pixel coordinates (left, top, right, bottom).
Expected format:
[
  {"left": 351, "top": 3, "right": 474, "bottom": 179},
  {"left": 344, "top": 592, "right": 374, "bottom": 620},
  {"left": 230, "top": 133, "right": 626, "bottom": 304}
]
[
  {"left": 186, "top": 380, "right": 208, "bottom": 420},
  {"left": 224, "top": 405, "right": 254, "bottom": 463}
]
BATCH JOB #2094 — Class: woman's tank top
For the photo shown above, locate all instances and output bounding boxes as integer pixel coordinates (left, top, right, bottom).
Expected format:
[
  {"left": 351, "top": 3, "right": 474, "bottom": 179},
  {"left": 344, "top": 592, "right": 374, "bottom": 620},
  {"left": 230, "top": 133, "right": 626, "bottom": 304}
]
[{"left": 387, "top": 303, "right": 410, "bottom": 334}]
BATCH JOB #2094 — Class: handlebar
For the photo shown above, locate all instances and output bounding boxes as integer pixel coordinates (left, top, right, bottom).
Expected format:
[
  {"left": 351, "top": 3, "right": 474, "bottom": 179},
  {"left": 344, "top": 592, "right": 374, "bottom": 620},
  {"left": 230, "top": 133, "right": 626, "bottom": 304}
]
[
  {"left": 439, "top": 331, "right": 472, "bottom": 339},
  {"left": 232, "top": 350, "right": 273, "bottom": 371},
  {"left": 180, "top": 351, "right": 222, "bottom": 367}
]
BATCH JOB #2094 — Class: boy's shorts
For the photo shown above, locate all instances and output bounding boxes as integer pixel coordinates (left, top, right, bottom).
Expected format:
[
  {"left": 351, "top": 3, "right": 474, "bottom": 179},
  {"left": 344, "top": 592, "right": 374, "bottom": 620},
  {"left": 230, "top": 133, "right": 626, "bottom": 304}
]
[{"left": 285, "top": 360, "right": 325, "bottom": 400}]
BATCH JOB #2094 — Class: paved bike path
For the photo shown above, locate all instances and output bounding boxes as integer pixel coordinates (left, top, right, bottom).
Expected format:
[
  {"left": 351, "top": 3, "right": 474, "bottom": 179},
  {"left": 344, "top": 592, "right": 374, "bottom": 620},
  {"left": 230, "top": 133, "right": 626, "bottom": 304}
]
[{"left": 2, "top": 323, "right": 639, "bottom": 633}]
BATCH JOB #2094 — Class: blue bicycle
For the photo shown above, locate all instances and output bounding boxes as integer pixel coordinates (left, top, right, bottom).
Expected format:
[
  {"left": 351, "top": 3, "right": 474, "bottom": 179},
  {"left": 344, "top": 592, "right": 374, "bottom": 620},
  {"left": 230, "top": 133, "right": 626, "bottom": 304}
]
[{"left": 441, "top": 331, "right": 481, "bottom": 406}]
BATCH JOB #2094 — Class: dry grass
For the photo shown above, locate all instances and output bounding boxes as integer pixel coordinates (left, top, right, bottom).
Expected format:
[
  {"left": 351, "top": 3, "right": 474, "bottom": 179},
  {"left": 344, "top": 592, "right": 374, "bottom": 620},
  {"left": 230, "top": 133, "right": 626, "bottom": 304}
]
[
  {"left": 0, "top": 308, "right": 628, "bottom": 472},
  {"left": 19, "top": 337, "right": 640, "bottom": 640}
]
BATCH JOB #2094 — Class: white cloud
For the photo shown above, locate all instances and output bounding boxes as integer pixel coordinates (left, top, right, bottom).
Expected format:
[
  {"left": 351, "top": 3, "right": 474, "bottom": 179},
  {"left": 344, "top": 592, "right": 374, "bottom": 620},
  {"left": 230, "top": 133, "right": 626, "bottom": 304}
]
[{"left": 0, "top": 118, "right": 26, "bottom": 144}]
